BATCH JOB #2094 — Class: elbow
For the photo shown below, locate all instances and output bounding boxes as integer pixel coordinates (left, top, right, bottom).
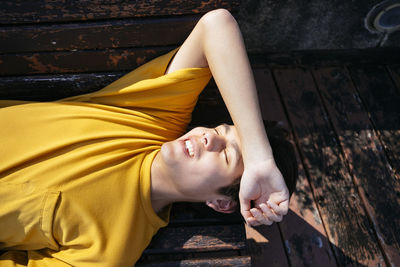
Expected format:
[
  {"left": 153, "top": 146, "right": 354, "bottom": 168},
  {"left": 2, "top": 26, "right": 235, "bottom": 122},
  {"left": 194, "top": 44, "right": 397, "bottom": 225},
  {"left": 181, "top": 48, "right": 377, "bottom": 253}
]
[{"left": 199, "top": 9, "right": 238, "bottom": 33}]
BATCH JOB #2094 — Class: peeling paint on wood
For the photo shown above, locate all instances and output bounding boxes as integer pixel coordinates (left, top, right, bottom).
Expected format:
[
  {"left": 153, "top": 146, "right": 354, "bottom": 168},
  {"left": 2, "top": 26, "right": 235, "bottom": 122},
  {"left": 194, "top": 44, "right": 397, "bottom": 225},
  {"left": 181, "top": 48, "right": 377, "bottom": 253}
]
[
  {"left": 0, "top": 48, "right": 173, "bottom": 75},
  {"left": 349, "top": 66, "right": 400, "bottom": 179},
  {"left": 0, "top": 73, "right": 124, "bottom": 101},
  {"left": 0, "top": 17, "right": 198, "bottom": 53},
  {"left": 343, "top": 66, "right": 400, "bottom": 266},
  {"left": 313, "top": 67, "right": 400, "bottom": 266},
  {"left": 0, "top": 0, "right": 240, "bottom": 24},
  {"left": 274, "top": 67, "right": 385, "bottom": 266}
]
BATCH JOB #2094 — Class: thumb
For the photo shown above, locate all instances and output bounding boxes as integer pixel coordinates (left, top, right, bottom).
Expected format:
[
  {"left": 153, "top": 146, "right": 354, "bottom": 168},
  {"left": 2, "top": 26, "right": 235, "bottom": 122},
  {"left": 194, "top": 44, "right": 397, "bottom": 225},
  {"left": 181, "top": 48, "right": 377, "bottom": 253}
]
[{"left": 239, "top": 193, "right": 252, "bottom": 222}]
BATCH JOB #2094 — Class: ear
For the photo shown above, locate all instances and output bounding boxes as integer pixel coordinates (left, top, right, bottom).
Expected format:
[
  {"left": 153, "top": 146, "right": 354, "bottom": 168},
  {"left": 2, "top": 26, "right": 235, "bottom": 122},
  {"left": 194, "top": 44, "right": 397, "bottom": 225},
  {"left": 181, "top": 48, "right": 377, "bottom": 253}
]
[{"left": 206, "top": 199, "right": 237, "bottom": 214}]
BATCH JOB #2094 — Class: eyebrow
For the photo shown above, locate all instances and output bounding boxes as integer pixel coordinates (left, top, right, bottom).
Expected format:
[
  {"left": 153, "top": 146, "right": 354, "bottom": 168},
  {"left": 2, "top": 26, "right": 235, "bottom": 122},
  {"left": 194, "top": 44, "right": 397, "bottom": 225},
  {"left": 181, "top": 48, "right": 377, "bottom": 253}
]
[{"left": 221, "top": 124, "right": 241, "bottom": 167}]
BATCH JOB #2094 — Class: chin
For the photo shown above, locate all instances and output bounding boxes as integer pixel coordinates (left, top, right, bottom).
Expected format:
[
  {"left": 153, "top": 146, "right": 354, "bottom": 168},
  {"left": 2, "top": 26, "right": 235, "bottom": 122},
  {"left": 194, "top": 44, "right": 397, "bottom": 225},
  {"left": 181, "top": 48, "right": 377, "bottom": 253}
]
[{"left": 160, "top": 141, "right": 178, "bottom": 165}]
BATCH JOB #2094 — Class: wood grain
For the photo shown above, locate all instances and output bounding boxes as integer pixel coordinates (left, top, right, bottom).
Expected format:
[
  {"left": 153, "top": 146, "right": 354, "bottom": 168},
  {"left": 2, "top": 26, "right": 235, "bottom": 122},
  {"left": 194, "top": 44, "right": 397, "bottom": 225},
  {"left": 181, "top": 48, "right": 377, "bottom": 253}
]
[
  {"left": 169, "top": 202, "right": 242, "bottom": 226},
  {"left": 0, "top": 47, "right": 174, "bottom": 75},
  {"left": 0, "top": 17, "right": 197, "bottom": 53},
  {"left": 313, "top": 66, "right": 400, "bottom": 266},
  {"left": 253, "top": 68, "right": 337, "bottom": 266},
  {"left": 245, "top": 223, "right": 289, "bottom": 267},
  {"left": 274, "top": 67, "right": 385, "bottom": 266},
  {"left": 0, "top": 0, "right": 240, "bottom": 24},
  {"left": 349, "top": 65, "right": 400, "bottom": 180},
  {"left": 0, "top": 73, "right": 123, "bottom": 100},
  {"left": 143, "top": 224, "right": 245, "bottom": 254},
  {"left": 136, "top": 256, "right": 251, "bottom": 267}
]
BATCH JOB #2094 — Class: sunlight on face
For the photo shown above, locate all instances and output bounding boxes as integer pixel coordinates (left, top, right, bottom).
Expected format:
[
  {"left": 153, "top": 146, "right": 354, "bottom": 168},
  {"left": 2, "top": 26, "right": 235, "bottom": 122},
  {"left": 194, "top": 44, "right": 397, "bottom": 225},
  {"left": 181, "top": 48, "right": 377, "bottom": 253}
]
[{"left": 160, "top": 124, "right": 244, "bottom": 200}]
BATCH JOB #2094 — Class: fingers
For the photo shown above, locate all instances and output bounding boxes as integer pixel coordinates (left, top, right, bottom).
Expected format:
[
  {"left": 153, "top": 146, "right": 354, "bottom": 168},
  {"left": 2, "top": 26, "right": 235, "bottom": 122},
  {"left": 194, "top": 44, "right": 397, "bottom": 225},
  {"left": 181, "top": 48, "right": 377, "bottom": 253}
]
[
  {"left": 250, "top": 208, "right": 273, "bottom": 225},
  {"left": 261, "top": 203, "right": 283, "bottom": 222},
  {"left": 246, "top": 202, "right": 286, "bottom": 227},
  {"left": 268, "top": 200, "right": 289, "bottom": 216},
  {"left": 248, "top": 204, "right": 283, "bottom": 226},
  {"left": 240, "top": 195, "right": 289, "bottom": 227},
  {"left": 246, "top": 216, "right": 262, "bottom": 227}
]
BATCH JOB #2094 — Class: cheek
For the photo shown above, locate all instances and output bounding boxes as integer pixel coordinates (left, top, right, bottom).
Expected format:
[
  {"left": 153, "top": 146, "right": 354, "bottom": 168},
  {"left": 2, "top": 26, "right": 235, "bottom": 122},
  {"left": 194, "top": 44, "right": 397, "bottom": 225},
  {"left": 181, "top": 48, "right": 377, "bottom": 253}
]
[{"left": 193, "top": 157, "right": 230, "bottom": 186}]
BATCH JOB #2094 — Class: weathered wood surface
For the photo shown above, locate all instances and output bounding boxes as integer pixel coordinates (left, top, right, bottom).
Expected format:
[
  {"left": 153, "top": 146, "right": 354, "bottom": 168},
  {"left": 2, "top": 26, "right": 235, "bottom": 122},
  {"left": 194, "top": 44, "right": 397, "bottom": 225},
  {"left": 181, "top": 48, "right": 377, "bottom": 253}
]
[
  {"left": 136, "top": 256, "right": 251, "bottom": 267},
  {"left": 313, "top": 66, "right": 400, "bottom": 265},
  {"left": 245, "top": 223, "right": 289, "bottom": 267},
  {"left": 0, "top": 47, "right": 175, "bottom": 75},
  {"left": 0, "top": 17, "right": 197, "bottom": 53},
  {"left": 140, "top": 204, "right": 246, "bottom": 265},
  {"left": 0, "top": 73, "right": 123, "bottom": 100},
  {"left": 143, "top": 224, "right": 245, "bottom": 254},
  {"left": 274, "top": 67, "right": 385, "bottom": 266},
  {"left": 314, "top": 68, "right": 400, "bottom": 266},
  {"left": 169, "top": 202, "right": 242, "bottom": 226},
  {"left": 0, "top": 0, "right": 240, "bottom": 24},
  {"left": 349, "top": 65, "right": 400, "bottom": 178},
  {"left": 253, "top": 68, "right": 336, "bottom": 266},
  {"left": 0, "top": 1, "right": 240, "bottom": 76}
]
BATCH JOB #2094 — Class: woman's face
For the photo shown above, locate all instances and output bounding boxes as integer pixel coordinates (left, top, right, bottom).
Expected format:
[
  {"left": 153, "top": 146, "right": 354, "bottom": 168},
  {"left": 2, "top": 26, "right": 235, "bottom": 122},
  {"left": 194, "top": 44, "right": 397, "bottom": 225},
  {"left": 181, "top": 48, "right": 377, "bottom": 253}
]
[{"left": 160, "top": 124, "right": 244, "bottom": 201}]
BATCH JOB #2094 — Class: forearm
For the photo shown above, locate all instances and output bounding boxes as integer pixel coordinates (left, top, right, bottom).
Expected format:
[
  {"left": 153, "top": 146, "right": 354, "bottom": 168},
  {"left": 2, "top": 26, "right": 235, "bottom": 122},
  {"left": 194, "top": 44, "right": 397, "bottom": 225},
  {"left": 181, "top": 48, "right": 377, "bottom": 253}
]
[{"left": 201, "top": 10, "right": 273, "bottom": 164}]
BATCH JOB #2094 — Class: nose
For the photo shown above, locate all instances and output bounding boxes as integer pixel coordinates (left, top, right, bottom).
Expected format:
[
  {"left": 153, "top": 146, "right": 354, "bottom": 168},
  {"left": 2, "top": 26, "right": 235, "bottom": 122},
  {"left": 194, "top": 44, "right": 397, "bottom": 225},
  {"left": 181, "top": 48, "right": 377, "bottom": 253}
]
[{"left": 203, "top": 132, "right": 225, "bottom": 152}]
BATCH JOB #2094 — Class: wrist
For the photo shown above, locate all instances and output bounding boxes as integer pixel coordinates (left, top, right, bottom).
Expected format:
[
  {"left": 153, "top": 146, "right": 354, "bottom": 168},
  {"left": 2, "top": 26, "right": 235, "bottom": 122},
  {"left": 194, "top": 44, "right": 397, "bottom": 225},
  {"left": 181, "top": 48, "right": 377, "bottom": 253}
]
[
  {"left": 242, "top": 144, "right": 274, "bottom": 166},
  {"left": 243, "top": 157, "right": 277, "bottom": 177}
]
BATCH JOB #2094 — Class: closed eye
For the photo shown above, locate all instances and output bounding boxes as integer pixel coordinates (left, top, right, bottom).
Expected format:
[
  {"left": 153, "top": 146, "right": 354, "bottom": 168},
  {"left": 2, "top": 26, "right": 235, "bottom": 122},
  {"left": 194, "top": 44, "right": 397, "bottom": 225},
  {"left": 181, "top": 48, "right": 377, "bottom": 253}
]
[{"left": 214, "top": 128, "right": 229, "bottom": 165}]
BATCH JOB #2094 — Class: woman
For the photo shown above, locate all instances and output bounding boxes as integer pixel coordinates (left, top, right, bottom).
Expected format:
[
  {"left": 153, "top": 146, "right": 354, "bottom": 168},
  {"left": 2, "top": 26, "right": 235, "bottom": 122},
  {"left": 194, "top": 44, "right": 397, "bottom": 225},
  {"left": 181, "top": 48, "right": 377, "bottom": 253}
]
[{"left": 0, "top": 9, "right": 292, "bottom": 266}]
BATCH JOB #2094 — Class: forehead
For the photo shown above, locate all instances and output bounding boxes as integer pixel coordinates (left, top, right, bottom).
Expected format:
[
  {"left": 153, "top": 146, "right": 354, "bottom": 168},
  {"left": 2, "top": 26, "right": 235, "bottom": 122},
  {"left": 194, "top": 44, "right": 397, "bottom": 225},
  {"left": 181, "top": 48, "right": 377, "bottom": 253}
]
[
  {"left": 217, "top": 124, "right": 243, "bottom": 172},
  {"left": 216, "top": 124, "right": 240, "bottom": 144}
]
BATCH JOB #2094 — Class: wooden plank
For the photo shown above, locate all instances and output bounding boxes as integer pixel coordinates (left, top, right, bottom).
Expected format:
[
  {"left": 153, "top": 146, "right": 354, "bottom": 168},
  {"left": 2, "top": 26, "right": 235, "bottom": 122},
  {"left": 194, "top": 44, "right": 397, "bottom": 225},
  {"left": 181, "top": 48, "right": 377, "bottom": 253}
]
[
  {"left": 245, "top": 224, "right": 289, "bottom": 267},
  {"left": 169, "top": 202, "right": 242, "bottom": 226},
  {"left": 274, "top": 67, "right": 385, "bottom": 266},
  {"left": 0, "top": 73, "right": 123, "bottom": 100},
  {"left": 249, "top": 49, "right": 400, "bottom": 68},
  {"left": 254, "top": 68, "right": 337, "bottom": 266},
  {"left": 0, "top": 47, "right": 174, "bottom": 75},
  {"left": 138, "top": 250, "right": 242, "bottom": 265},
  {"left": 387, "top": 65, "right": 400, "bottom": 93},
  {"left": 0, "top": 17, "right": 198, "bottom": 53},
  {"left": 136, "top": 256, "right": 251, "bottom": 267},
  {"left": 313, "top": 66, "right": 400, "bottom": 266},
  {"left": 254, "top": 68, "right": 287, "bottom": 123},
  {"left": 143, "top": 224, "right": 245, "bottom": 254},
  {"left": 0, "top": 0, "right": 240, "bottom": 24},
  {"left": 349, "top": 65, "right": 400, "bottom": 180},
  {"left": 192, "top": 80, "right": 231, "bottom": 126}
]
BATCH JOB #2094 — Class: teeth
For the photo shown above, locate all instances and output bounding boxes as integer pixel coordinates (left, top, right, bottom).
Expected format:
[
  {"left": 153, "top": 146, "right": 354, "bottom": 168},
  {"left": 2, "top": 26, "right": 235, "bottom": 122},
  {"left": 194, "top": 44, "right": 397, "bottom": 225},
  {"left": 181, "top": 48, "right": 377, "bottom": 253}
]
[{"left": 185, "top": 140, "right": 194, "bottom": 157}]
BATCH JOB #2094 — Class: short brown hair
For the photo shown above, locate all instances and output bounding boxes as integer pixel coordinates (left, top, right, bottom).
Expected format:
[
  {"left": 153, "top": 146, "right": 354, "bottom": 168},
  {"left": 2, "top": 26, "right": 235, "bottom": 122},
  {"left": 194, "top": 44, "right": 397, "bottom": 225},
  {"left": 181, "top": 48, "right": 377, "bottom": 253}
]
[{"left": 218, "top": 120, "right": 298, "bottom": 206}]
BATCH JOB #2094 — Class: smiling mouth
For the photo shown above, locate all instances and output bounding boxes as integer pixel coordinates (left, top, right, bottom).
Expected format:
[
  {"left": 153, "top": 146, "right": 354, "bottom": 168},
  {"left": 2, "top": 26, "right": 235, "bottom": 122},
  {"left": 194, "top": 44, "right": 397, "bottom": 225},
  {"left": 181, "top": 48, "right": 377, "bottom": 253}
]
[{"left": 184, "top": 140, "right": 194, "bottom": 157}]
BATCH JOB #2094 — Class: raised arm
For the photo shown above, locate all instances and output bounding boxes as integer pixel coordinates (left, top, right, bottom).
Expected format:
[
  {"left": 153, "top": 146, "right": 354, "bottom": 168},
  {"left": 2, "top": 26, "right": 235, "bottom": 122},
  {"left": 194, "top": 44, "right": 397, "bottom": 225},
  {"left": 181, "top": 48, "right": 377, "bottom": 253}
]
[{"left": 166, "top": 9, "right": 289, "bottom": 226}]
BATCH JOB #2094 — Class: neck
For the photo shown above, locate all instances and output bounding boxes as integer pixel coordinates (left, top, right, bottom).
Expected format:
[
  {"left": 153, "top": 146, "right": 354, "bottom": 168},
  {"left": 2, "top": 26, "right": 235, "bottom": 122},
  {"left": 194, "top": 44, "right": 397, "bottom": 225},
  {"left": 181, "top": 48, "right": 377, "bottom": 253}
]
[{"left": 150, "top": 152, "right": 181, "bottom": 213}]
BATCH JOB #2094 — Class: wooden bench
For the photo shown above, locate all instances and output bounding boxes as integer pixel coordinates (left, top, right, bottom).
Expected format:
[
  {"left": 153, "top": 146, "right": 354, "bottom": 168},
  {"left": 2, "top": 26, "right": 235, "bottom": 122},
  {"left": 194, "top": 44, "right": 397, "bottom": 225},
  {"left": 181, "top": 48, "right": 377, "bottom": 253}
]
[{"left": 0, "top": 1, "right": 250, "bottom": 265}]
